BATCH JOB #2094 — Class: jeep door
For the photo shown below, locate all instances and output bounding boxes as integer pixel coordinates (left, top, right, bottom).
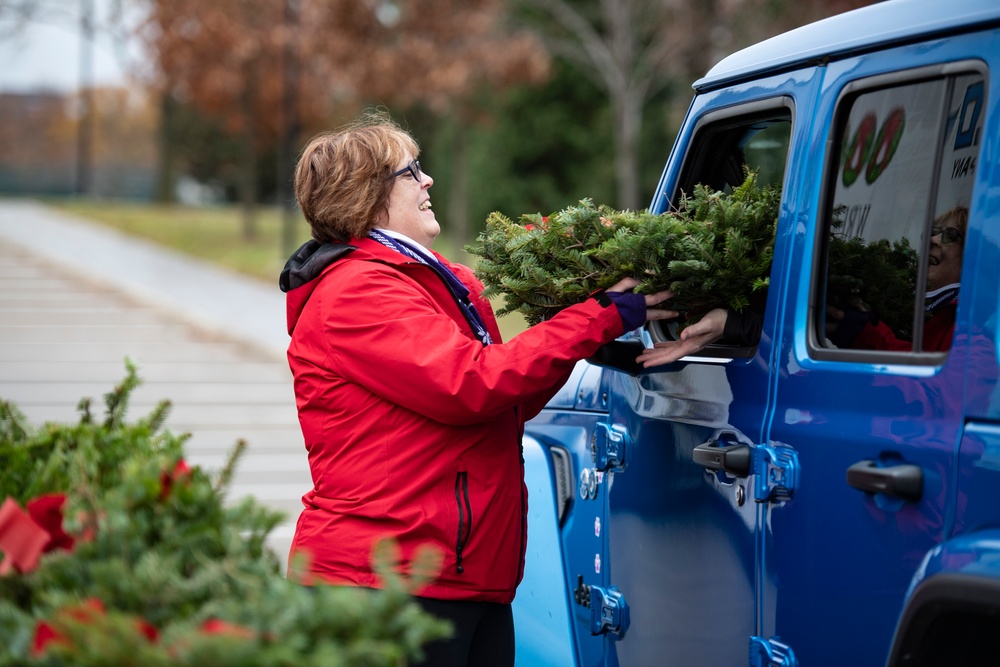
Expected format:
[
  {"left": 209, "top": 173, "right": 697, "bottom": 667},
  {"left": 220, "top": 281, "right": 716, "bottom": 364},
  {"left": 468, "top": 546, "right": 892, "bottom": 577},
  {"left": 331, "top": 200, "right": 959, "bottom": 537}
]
[
  {"left": 763, "top": 40, "right": 989, "bottom": 666},
  {"left": 598, "top": 71, "right": 821, "bottom": 666}
]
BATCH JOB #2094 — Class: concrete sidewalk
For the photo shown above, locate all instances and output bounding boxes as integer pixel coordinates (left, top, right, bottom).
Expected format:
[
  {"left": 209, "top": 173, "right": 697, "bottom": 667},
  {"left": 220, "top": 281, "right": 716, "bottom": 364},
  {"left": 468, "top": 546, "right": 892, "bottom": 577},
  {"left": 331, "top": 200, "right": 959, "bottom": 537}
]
[
  {"left": 0, "top": 199, "right": 289, "bottom": 360},
  {"left": 0, "top": 198, "right": 308, "bottom": 565}
]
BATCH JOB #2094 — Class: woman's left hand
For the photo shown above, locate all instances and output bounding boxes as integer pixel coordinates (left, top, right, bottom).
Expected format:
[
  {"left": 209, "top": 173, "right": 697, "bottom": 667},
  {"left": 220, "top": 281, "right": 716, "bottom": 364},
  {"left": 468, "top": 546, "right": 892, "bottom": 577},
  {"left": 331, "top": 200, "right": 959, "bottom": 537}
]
[{"left": 607, "top": 277, "right": 678, "bottom": 322}]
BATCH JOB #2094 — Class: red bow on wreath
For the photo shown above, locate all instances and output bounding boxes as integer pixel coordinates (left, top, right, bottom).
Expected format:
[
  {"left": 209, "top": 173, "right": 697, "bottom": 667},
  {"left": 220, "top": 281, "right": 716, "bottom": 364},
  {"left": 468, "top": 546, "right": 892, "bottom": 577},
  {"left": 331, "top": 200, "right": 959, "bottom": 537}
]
[
  {"left": 0, "top": 493, "right": 75, "bottom": 575},
  {"left": 31, "top": 598, "right": 160, "bottom": 657}
]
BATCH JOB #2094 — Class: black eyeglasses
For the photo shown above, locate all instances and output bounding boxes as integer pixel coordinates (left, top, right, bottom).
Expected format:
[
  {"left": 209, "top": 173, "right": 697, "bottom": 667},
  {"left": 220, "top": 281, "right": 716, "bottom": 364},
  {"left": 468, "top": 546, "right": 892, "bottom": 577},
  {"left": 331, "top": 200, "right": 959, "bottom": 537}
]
[
  {"left": 931, "top": 226, "right": 964, "bottom": 244},
  {"left": 389, "top": 159, "right": 421, "bottom": 182}
]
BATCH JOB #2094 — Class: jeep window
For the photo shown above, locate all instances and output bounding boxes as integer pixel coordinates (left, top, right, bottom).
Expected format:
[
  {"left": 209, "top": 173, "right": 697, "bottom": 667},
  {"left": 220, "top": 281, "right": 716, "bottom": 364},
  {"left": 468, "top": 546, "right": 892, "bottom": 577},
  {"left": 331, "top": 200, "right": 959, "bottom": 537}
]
[
  {"left": 676, "top": 107, "right": 791, "bottom": 200},
  {"left": 648, "top": 103, "right": 791, "bottom": 357},
  {"left": 815, "top": 71, "right": 984, "bottom": 361}
]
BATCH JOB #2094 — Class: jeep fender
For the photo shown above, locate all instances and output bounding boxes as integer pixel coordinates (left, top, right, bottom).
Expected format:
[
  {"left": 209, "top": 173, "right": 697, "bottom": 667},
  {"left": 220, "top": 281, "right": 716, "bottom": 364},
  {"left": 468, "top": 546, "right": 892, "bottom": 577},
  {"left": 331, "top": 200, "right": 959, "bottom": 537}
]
[{"left": 886, "top": 530, "right": 1000, "bottom": 666}]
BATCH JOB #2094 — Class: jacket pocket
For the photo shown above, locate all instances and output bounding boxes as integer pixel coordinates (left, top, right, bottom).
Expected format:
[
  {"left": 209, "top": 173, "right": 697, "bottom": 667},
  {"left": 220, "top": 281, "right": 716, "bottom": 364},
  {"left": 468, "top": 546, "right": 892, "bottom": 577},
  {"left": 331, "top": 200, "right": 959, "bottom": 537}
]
[{"left": 454, "top": 471, "right": 472, "bottom": 574}]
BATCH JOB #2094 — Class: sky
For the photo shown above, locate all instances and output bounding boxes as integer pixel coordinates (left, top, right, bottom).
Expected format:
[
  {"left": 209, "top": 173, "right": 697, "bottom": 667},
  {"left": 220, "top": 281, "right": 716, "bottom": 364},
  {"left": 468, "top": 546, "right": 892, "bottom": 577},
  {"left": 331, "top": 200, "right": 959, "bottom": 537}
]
[{"left": 0, "top": 0, "right": 142, "bottom": 93}]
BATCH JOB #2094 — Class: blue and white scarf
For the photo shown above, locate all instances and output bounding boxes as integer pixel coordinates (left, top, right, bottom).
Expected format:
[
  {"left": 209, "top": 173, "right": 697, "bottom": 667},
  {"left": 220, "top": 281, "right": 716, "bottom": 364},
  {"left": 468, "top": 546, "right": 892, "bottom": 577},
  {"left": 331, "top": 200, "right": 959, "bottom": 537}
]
[
  {"left": 925, "top": 283, "right": 959, "bottom": 318},
  {"left": 369, "top": 229, "right": 493, "bottom": 346}
]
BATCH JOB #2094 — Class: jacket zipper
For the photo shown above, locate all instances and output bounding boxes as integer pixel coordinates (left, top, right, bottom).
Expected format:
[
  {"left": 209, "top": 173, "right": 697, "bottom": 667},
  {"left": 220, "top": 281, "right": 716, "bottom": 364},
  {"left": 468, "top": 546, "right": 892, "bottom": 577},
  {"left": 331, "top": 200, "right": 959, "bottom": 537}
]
[
  {"left": 454, "top": 472, "right": 472, "bottom": 574},
  {"left": 455, "top": 472, "right": 472, "bottom": 574}
]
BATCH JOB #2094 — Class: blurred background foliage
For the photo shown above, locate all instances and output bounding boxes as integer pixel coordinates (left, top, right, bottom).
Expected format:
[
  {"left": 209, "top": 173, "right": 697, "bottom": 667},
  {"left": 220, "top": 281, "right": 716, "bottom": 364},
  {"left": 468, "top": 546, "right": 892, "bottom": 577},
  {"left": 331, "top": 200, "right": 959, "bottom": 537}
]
[{"left": 0, "top": 0, "right": 875, "bottom": 269}]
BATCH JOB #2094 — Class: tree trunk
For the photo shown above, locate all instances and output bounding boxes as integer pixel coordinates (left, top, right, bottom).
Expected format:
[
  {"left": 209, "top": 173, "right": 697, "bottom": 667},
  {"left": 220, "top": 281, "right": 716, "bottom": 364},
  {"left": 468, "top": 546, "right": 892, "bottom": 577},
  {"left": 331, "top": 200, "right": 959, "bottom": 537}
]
[
  {"left": 240, "top": 71, "right": 258, "bottom": 242},
  {"left": 612, "top": 87, "right": 644, "bottom": 211},
  {"left": 447, "top": 128, "right": 470, "bottom": 253},
  {"left": 279, "top": 0, "right": 301, "bottom": 258},
  {"left": 75, "top": 0, "right": 94, "bottom": 197},
  {"left": 155, "top": 91, "right": 178, "bottom": 203},
  {"left": 240, "top": 132, "right": 257, "bottom": 242}
]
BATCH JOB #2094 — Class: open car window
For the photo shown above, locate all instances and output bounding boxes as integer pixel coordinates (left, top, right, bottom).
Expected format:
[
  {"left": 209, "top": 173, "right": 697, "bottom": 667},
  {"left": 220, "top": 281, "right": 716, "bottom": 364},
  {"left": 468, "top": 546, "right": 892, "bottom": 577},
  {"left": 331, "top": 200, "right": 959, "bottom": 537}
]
[{"left": 646, "top": 101, "right": 791, "bottom": 359}]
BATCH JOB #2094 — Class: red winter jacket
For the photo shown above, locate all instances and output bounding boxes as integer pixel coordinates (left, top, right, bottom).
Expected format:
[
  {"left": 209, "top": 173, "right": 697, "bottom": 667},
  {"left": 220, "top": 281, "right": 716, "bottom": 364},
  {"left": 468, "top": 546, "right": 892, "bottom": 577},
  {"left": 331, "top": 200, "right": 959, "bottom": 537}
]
[
  {"left": 282, "top": 236, "right": 625, "bottom": 603},
  {"left": 852, "top": 300, "right": 957, "bottom": 352}
]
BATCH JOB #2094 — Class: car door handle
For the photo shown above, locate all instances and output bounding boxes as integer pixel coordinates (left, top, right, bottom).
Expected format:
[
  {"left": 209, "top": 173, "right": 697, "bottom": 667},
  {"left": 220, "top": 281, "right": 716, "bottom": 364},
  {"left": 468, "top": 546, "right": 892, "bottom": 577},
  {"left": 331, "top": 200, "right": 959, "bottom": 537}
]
[
  {"left": 846, "top": 460, "right": 923, "bottom": 502},
  {"left": 693, "top": 441, "right": 752, "bottom": 478}
]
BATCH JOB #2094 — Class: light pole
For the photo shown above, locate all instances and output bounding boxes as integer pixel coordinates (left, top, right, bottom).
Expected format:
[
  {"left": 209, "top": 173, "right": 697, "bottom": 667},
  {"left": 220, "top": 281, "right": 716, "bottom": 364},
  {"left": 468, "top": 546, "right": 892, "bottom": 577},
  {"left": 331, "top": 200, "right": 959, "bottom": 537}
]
[
  {"left": 75, "top": 0, "right": 94, "bottom": 196},
  {"left": 279, "top": 0, "right": 301, "bottom": 258}
]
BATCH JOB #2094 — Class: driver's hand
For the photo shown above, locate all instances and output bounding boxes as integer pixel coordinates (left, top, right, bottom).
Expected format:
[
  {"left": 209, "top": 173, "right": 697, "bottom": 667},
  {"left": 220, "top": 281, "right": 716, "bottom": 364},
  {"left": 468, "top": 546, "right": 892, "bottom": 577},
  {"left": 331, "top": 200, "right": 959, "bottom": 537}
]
[{"left": 636, "top": 308, "right": 728, "bottom": 367}]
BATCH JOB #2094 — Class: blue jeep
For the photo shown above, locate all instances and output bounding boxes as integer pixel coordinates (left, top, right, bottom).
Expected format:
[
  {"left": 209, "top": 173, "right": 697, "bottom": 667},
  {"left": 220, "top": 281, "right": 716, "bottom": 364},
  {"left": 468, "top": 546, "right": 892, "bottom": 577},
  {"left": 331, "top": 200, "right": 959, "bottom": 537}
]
[{"left": 512, "top": 1, "right": 1000, "bottom": 665}]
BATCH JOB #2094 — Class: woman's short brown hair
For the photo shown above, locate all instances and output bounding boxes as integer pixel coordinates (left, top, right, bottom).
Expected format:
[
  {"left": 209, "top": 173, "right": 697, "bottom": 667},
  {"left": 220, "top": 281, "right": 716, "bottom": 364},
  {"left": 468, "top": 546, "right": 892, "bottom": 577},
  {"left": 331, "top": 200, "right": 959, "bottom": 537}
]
[
  {"left": 294, "top": 110, "right": 418, "bottom": 243},
  {"left": 935, "top": 205, "right": 969, "bottom": 237}
]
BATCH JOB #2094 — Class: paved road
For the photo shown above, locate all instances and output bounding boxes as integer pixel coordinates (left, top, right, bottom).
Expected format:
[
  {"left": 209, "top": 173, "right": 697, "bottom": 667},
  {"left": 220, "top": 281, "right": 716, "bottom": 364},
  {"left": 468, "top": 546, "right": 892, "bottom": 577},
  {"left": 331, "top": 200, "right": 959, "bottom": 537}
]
[{"left": 0, "top": 199, "right": 309, "bottom": 567}]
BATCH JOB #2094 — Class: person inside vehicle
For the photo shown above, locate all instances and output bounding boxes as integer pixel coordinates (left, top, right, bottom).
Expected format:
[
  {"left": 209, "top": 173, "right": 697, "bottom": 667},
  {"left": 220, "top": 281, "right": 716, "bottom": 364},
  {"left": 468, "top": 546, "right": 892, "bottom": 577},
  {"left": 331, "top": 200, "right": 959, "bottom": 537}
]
[
  {"left": 279, "top": 110, "right": 676, "bottom": 667},
  {"left": 826, "top": 205, "right": 968, "bottom": 352}
]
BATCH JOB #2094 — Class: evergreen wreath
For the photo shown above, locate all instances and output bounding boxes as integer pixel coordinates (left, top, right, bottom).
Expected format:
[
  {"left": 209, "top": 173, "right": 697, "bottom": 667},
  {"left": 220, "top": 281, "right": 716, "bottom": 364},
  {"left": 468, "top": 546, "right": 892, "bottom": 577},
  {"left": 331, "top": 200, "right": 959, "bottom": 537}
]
[{"left": 466, "top": 171, "right": 779, "bottom": 326}]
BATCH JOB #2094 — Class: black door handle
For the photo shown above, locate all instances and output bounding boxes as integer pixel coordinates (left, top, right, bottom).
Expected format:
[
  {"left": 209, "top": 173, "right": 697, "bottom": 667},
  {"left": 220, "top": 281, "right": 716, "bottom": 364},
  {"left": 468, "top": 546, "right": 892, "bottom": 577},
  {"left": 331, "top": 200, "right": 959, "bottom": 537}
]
[
  {"left": 693, "top": 441, "right": 752, "bottom": 478},
  {"left": 846, "top": 460, "right": 923, "bottom": 501}
]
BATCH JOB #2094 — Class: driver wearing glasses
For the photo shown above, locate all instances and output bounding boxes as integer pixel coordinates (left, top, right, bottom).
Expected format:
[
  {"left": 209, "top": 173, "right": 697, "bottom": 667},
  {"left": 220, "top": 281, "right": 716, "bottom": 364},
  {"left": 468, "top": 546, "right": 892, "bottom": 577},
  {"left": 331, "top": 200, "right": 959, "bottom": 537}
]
[{"left": 827, "top": 206, "right": 969, "bottom": 352}]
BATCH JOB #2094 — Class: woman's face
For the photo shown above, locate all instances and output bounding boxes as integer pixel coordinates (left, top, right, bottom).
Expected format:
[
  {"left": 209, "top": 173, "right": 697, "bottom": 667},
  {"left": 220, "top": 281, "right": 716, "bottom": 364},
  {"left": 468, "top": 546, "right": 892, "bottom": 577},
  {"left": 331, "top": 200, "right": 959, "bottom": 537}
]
[
  {"left": 927, "top": 218, "right": 965, "bottom": 291},
  {"left": 381, "top": 154, "right": 439, "bottom": 248}
]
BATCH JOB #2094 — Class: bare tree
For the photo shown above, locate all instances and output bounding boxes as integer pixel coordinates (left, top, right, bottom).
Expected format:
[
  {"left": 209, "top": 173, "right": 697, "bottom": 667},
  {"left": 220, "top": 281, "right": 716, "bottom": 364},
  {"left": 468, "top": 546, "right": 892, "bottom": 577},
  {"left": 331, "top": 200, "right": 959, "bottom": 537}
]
[
  {"left": 514, "top": 0, "right": 696, "bottom": 209},
  {"left": 0, "top": 0, "right": 98, "bottom": 195},
  {"left": 514, "top": 0, "right": 877, "bottom": 210},
  {"left": 1, "top": 0, "right": 138, "bottom": 198},
  {"left": 0, "top": 0, "right": 45, "bottom": 38}
]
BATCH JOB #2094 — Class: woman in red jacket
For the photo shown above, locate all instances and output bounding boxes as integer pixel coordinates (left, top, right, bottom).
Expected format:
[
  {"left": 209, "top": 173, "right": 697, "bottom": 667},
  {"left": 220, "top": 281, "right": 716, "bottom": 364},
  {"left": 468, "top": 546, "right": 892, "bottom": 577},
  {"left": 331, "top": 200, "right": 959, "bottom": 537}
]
[{"left": 279, "top": 111, "right": 675, "bottom": 667}]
